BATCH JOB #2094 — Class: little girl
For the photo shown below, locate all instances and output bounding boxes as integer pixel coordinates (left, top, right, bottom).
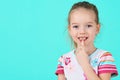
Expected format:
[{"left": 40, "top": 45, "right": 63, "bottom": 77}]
[{"left": 55, "top": 1, "right": 118, "bottom": 80}]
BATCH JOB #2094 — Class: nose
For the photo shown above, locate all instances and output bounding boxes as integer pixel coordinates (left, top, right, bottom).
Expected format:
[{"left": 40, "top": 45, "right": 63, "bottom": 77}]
[{"left": 78, "top": 27, "right": 86, "bottom": 35}]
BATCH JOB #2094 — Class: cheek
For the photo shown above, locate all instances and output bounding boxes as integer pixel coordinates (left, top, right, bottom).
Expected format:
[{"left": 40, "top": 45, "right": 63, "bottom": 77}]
[
  {"left": 91, "top": 33, "right": 97, "bottom": 40},
  {"left": 91, "top": 28, "right": 99, "bottom": 37},
  {"left": 70, "top": 34, "right": 76, "bottom": 40},
  {"left": 69, "top": 31, "right": 78, "bottom": 41},
  {"left": 69, "top": 30, "right": 77, "bottom": 37}
]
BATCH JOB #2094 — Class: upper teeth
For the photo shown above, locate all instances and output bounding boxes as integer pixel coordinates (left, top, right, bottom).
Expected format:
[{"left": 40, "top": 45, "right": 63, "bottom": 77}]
[{"left": 78, "top": 37, "right": 87, "bottom": 40}]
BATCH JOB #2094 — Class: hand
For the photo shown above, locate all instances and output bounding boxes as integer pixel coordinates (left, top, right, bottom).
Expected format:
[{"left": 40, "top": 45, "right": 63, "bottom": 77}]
[
  {"left": 75, "top": 40, "right": 89, "bottom": 65},
  {"left": 76, "top": 40, "right": 86, "bottom": 54}
]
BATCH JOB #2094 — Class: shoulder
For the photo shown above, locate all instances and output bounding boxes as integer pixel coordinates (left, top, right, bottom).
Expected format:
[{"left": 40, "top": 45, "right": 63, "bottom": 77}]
[
  {"left": 96, "top": 48, "right": 112, "bottom": 57},
  {"left": 90, "top": 48, "right": 109, "bottom": 59},
  {"left": 97, "top": 48, "right": 109, "bottom": 53},
  {"left": 97, "top": 48, "right": 115, "bottom": 62},
  {"left": 63, "top": 50, "right": 74, "bottom": 57},
  {"left": 90, "top": 48, "right": 113, "bottom": 61},
  {"left": 98, "top": 49, "right": 112, "bottom": 57},
  {"left": 57, "top": 50, "right": 75, "bottom": 60}
]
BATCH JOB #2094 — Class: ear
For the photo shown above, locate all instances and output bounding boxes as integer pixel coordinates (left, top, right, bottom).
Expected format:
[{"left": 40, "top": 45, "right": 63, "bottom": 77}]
[
  {"left": 96, "top": 24, "right": 100, "bottom": 34},
  {"left": 68, "top": 26, "right": 71, "bottom": 35}
]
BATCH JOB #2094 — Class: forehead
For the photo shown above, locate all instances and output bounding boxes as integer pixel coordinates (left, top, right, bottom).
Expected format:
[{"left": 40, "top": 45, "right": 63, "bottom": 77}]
[{"left": 69, "top": 8, "right": 96, "bottom": 24}]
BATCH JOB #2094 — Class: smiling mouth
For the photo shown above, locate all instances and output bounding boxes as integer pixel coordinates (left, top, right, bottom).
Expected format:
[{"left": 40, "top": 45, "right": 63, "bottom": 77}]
[{"left": 78, "top": 37, "right": 88, "bottom": 41}]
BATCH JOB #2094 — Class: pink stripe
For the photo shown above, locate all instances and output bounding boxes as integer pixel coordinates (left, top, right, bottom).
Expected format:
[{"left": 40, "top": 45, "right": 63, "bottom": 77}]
[
  {"left": 99, "top": 69, "right": 117, "bottom": 71},
  {"left": 57, "top": 65, "right": 63, "bottom": 68},
  {"left": 55, "top": 70, "right": 64, "bottom": 75},
  {"left": 98, "top": 69, "right": 118, "bottom": 75},
  {"left": 99, "top": 67, "right": 116, "bottom": 70},
  {"left": 55, "top": 64, "right": 64, "bottom": 75},
  {"left": 101, "top": 54, "right": 112, "bottom": 57}
]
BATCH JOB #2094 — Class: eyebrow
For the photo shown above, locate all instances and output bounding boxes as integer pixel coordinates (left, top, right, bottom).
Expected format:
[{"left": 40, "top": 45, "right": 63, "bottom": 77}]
[
  {"left": 71, "top": 23, "right": 79, "bottom": 25},
  {"left": 71, "top": 22, "right": 94, "bottom": 25},
  {"left": 87, "top": 22, "right": 94, "bottom": 24}
]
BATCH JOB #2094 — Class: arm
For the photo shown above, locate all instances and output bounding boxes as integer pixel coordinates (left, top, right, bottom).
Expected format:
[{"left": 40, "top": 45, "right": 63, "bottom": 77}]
[
  {"left": 99, "top": 73, "right": 111, "bottom": 80},
  {"left": 55, "top": 56, "right": 66, "bottom": 80},
  {"left": 58, "top": 74, "right": 66, "bottom": 80},
  {"left": 75, "top": 41, "right": 111, "bottom": 80},
  {"left": 76, "top": 53, "right": 111, "bottom": 80},
  {"left": 79, "top": 59, "right": 111, "bottom": 80}
]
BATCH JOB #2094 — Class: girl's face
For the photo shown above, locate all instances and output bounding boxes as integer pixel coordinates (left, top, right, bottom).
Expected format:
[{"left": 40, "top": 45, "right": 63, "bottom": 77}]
[{"left": 69, "top": 8, "right": 100, "bottom": 47}]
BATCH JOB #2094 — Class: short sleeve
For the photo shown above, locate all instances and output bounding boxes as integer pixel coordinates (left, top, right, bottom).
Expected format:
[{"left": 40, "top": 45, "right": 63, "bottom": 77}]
[
  {"left": 98, "top": 52, "right": 118, "bottom": 77},
  {"left": 55, "top": 56, "right": 64, "bottom": 75}
]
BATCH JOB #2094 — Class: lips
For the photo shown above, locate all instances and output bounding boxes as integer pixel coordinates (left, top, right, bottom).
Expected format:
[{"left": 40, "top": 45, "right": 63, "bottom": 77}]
[{"left": 78, "top": 37, "right": 88, "bottom": 41}]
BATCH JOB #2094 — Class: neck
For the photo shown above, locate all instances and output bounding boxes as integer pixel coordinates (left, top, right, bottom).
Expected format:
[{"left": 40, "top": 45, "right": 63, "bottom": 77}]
[
  {"left": 75, "top": 44, "right": 97, "bottom": 55},
  {"left": 86, "top": 45, "right": 97, "bottom": 55}
]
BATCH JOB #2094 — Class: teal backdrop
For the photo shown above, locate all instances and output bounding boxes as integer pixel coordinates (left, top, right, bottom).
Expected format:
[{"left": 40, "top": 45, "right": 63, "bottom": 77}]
[{"left": 0, "top": 0, "right": 119, "bottom": 80}]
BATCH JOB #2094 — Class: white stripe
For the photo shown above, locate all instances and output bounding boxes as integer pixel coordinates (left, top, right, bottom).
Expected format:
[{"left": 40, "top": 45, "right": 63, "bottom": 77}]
[{"left": 100, "top": 56, "right": 114, "bottom": 61}]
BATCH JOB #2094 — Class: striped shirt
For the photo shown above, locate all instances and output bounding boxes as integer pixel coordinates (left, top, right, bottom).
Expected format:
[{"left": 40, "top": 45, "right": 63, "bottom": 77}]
[{"left": 55, "top": 48, "right": 118, "bottom": 80}]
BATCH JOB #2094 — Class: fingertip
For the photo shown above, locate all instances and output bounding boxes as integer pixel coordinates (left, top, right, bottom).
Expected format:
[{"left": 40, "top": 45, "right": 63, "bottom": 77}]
[{"left": 81, "top": 40, "right": 85, "bottom": 46}]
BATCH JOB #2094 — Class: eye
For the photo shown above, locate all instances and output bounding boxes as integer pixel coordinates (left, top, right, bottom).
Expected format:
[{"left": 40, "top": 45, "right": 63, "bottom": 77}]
[
  {"left": 73, "top": 25, "right": 78, "bottom": 28},
  {"left": 87, "top": 25, "right": 92, "bottom": 28}
]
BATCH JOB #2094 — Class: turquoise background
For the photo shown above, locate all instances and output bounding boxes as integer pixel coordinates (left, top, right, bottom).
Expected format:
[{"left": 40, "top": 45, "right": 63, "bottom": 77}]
[{"left": 0, "top": 0, "right": 119, "bottom": 80}]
